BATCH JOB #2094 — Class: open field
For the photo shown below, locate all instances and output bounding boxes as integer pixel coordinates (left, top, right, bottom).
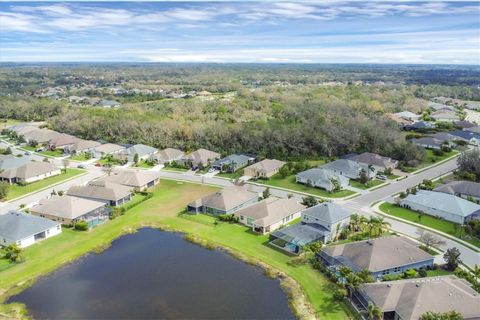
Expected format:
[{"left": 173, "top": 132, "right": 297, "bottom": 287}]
[
  {"left": 0, "top": 180, "right": 353, "bottom": 319},
  {"left": 4, "top": 169, "right": 86, "bottom": 201},
  {"left": 256, "top": 174, "right": 355, "bottom": 198},
  {"left": 379, "top": 202, "right": 480, "bottom": 248}
]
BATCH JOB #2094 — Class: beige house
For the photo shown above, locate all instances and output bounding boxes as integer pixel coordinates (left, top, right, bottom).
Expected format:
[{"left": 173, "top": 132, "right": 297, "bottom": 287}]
[
  {"left": 0, "top": 162, "right": 61, "bottom": 184},
  {"left": 234, "top": 198, "right": 305, "bottom": 234},
  {"left": 153, "top": 148, "right": 184, "bottom": 164},
  {"left": 93, "top": 169, "right": 160, "bottom": 190},
  {"left": 66, "top": 139, "right": 101, "bottom": 155},
  {"left": 184, "top": 148, "right": 220, "bottom": 167},
  {"left": 244, "top": 159, "right": 286, "bottom": 178},
  {"left": 93, "top": 143, "right": 125, "bottom": 158},
  {"left": 48, "top": 134, "right": 80, "bottom": 150},
  {"left": 31, "top": 195, "right": 108, "bottom": 226},
  {"left": 358, "top": 276, "right": 480, "bottom": 320},
  {"left": 187, "top": 186, "right": 259, "bottom": 215},
  {"left": 67, "top": 181, "right": 133, "bottom": 206}
]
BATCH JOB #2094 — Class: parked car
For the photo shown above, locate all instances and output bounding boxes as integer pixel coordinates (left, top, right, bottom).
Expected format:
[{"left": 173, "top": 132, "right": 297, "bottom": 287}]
[
  {"left": 24, "top": 151, "right": 31, "bottom": 155},
  {"left": 208, "top": 168, "right": 216, "bottom": 173},
  {"left": 377, "top": 174, "right": 387, "bottom": 180},
  {"left": 77, "top": 164, "right": 86, "bottom": 169},
  {"left": 36, "top": 147, "right": 45, "bottom": 152}
]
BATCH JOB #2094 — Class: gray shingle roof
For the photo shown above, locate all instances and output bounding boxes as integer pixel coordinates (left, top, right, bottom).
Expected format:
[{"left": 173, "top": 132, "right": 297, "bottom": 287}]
[
  {"left": 94, "top": 170, "right": 160, "bottom": 188},
  {"left": 0, "top": 155, "right": 31, "bottom": 171},
  {"left": 434, "top": 181, "right": 480, "bottom": 198},
  {"left": 0, "top": 211, "right": 60, "bottom": 245},
  {"left": 67, "top": 182, "right": 132, "bottom": 202},
  {"left": 303, "top": 203, "right": 351, "bottom": 225},
  {"left": 245, "top": 159, "right": 286, "bottom": 175},
  {"left": 401, "top": 190, "right": 480, "bottom": 218},
  {"left": 347, "top": 152, "right": 397, "bottom": 169},
  {"left": 360, "top": 276, "right": 480, "bottom": 320},
  {"left": 31, "top": 195, "right": 106, "bottom": 220},
  {"left": 296, "top": 168, "right": 349, "bottom": 185},
  {"left": 320, "top": 159, "right": 370, "bottom": 178},
  {"left": 321, "top": 236, "right": 433, "bottom": 272},
  {"left": 121, "top": 144, "right": 158, "bottom": 158},
  {"left": 213, "top": 154, "right": 252, "bottom": 167},
  {"left": 0, "top": 162, "right": 59, "bottom": 179},
  {"left": 154, "top": 148, "right": 184, "bottom": 162},
  {"left": 186, "top": 148, "right": 220, "bottom": 166},
  {"left": 234, "top": 198, "right": 305, "bottom": 227}
]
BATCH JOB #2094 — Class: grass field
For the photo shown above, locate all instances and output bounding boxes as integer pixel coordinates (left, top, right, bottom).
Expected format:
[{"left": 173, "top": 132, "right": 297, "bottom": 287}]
[
  {"left": 0, "top": 180, "right": 353, "bottom": 319},
  {"left": 426, "top": 269, "right": 454, "bottom": 277},
  {"left": 4, "top": 169, "right": 86, "bottom": 201},
  {"left": 216, "top": 170, "right": 244, "bottom": 179},
  {"left": 349, "top": 179, "right": 384, "bottom": 190},
  {"left": 132, "top": 160, "right": 155, "bottom": 169},
  {"left": 162, "top": 166, "right": 189, "bottom": 172},
  {"left": 39, "top": 149, "right": 64, "bottom": 157},
  {"left": 379, "top": 202, "right": 480, "bottom": 248},
  {"left": 69, "top": 153, "right": 91, "bottom": 161},
  {"left": 256, "top": 174, "right": 355, "bottom": 198}
]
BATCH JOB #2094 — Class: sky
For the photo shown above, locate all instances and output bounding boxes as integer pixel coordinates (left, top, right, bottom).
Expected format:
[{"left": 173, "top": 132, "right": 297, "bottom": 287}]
[{"left": 0, "top": 1, "right": 479, "bottom": 64}]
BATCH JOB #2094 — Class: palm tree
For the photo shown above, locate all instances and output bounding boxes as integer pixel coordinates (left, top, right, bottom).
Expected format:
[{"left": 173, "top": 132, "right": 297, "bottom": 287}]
[
  {"left": 349, "top": 214, "right": 360, "bottom": 233},
  {"left": 377, "top": 216, "right": 391, "bottom": 234},
  {"left": 357, "top": 269, "right": 375, "bottom": 283},
  {"left": 367, "top": 302, "right": 383, "bottom": 320},
  {"left": 473, "top": 264, "right": 480, "bottom": 282},
  {"left": 345, "top": 273, "right": 362, "bottom": 298}
]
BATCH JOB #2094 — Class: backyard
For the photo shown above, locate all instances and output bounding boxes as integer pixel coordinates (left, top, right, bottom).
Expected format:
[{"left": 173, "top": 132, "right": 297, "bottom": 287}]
[
  {"left": 4, "top": 169, "right": 86, "bottom": 201},
  {"left": 379, "top": 202, "right": 480, "bottom": 248},
  {"left": 0, "top": 180, "right": 353, "bottom": 320},
  {"left": 255, "top": 174, "right": 355, "bottom": 198}
]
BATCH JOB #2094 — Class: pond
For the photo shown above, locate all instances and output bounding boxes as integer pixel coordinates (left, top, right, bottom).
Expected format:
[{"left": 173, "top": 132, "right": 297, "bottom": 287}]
[{"left": 8, "top": 228, "right": 295, "bottom": 319}]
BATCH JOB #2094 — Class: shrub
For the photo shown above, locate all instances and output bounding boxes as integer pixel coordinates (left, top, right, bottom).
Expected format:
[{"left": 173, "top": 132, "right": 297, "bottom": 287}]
[
  {"left": 404, "top": 269, "right": 417, "bottom": 279},
  {"left": 217, "top": 214, "right": 239, "bottom": 223},
  {"left": 418, "top": 269, "right": 427, "bottom": 277},
  {"left": 74, "top": 221, "right": 89, "bottom": 231},
  {"left": 382, "top": 274, "right": 402, "bottom": 281},
  {"left": 332, "top": 288, "right": 348, "bottom": 301},
  {"left": 432, "top": 149, "right": 444, "bottom": 156}
]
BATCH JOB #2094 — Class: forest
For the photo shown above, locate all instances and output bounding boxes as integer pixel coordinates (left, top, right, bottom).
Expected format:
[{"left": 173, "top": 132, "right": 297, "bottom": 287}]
[{"left": 0, "top": 64, "right": 479, "bottom": 164}]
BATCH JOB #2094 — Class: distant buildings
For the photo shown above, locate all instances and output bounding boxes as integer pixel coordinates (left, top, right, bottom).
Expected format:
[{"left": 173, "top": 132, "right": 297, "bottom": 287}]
[
  {"left": 318, "top": 236, "right": 434, "bottom": 278},
  {"left": 400, "top": 190, "right": 480, "bottom": 224},
  {"left": 0, "top": 211, "right": 62, "bottom": 248},
  {"left": 212, "top": 154, "right": 255, "bottom": 172}
]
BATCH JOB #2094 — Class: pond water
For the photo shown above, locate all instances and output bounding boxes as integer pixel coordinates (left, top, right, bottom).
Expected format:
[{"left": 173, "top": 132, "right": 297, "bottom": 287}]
[{"left": 8, "top": 228, "right": 294, "bottom": 319}]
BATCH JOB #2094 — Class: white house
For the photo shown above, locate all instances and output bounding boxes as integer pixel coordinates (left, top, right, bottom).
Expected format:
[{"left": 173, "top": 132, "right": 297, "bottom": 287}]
[
  {"left": 0, "top": 211, "right": 62, "bottom": 248},
  {"left": 0, "top": 162, "right": 61, "bottom": 184}
]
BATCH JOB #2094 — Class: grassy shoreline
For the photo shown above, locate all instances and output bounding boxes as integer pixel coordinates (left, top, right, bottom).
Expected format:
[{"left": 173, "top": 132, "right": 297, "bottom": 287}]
[{"left": 0, "top": 180, "right": 353, "bottom": 320}]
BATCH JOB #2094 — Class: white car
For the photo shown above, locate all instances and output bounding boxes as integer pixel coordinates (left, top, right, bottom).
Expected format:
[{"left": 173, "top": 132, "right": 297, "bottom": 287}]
[
  {"left": 208, "top": 168, "right": 216, "bottom": 173},
  {"left": 377, "top": 174, "right": 387, "bottom": 180}
]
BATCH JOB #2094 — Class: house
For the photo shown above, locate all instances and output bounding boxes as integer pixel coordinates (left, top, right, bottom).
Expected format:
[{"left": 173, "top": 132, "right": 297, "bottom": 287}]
[
  {"left": 346, "top": 152, "right": 398, "bottom": 172},
  {"left": 403, "top": 121, "right": 435, "bottom": 131},
  {"left": 67, "top": 181, "right": 133, "bottom": 206},
  {"left": 93, "top": 143, "right": 125, "bottom": 158},
  {"left": 212, "top": 154, "right": 255, "bottom": 172},
  {"left": 296, "top": 168, "right": 349, "bottom": 192},
  {"left": 386, "top": 113, "right": 413, "bottom": 126},
  {"left": 233, "top": 198, "right": 305, "bottom": 234},
  {"left": 428, "top": 101, "right": 456, "bottom": 112},
  {"left": 98, "top": 99, "right": 120, "bottom": 108},
  {"left": 66, "top": 139, "right": 101, "bottom": 155},
  {"left": 466, "top": 126, "right": 480, "bottom": 134},
  {"left": 244, "top": 159, "right": 286, "bottom": 178},
  {"left": 115, "top": 144, "right": 158, "bottom": 162},
  {"left": 393, "top": 111, "right": 421, "bottom": 122},
  {"left": 269, "top": 203, "right": 352, "bottom": 254},
  {"left": 0, "top": 162, "right": 61, "bottom": 184},
  {"left": 0, "top": 211, "right": 62, "bottom": 248},
  {"left": 22, "top": 128, "right": 62, "bottom": 144},
  {"left": 434, "top": 181, "right": 480, "bottom": 201},
  {"left": 432, "top": 132, "right": 462, "bottom": 144},
  {"left": 93, "top": 169, "right": 160, "bottom": 190},
  {"left": 321, "top": 159, "right": 376, "bottom": 180},
  {"left": 31, "top": 195, "right": 109, "bottom": 227},
  {"left": 187, "top": 186, "right": 258, "bottom": 215},
  {"left": 400, "top": 190, "right": 480, "bottom": 224},
  {"left": 152, "top": 148, "right": 184, "bottom": 164},
  {"left": 430, "top": 109, "right": 460, "bottom": 122},
  {"left": 454, "top": 120, "right": 477, "bottom": 129},
  {"left": 410, "top": 137, "right": 444, "bottom": 150},
  {"left": 48, "top": 134, "right": 80, "bottom": 150},
  {"left": 448, "top": 130, "right": 480, "bottom": 146},
  {"left": 0, "top": 154, "right": 32, "bottom": 172},
  {"left": 357, "top": 276, "right": 480, "bottom": 320},
  {"left": 7, "top": 124, "right": 39, "bottom": 137},
  {"left": 184, "top": 148, "right": 221, "bottom": 167},
  {"left": 318, "top": 236, "right": 434, "bottom": 278}
]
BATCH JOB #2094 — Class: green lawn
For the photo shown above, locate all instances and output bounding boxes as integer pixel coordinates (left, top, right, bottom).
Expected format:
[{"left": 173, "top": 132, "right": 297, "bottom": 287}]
[
  {"left": 70, "top": 153, "right": 92, "bottom": 161},
  {"left": 387, "top": 174, "right": 401, "bottom": 180},
  {"left": 379, "top": 202, "right": 480, "bottom": 248},
  {"left": 162, "top": 166, "right": 189, "bottom": 172},
  {"left": 19, "top": 146, "right": 37, "bottom": 152},
  {"left": 426, "top": 269, "right": 454, "bottom": 277},
  {"left": 256, "top": 174, "right": 355, "bottom": 198},
  {"left": 132, "top": 160, "right": 155, "bottom": 169},
  {"left": 4, "top": 169, "right": 85, "bottom": 200},
  {"left": 402, "top": 150, "right": 459, "bottom": 173},
  {"left": 349, "top": 179, "right": 384, "bottom": 190},
  {"left": 0, "top": 180, "right": 353, "bottom": 320},
  {"left": 39, "top": 149, "right": 64, "bottom": 157},
  {"left": 216, "top": 170, "right": 244, "bottom": 179},
  {"left": 96, "top": 158, "right": 123, "bottom": 166}
]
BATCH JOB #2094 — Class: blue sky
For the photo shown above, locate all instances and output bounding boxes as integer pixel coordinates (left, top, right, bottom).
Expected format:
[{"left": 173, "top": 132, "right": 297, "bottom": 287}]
[{"left": 0, "top": 1, "right": 479, "bottom": 64}]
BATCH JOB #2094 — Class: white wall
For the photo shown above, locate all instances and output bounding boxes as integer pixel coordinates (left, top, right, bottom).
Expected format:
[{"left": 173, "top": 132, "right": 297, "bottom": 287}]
[{"left": 24, "top": 169, "right": 62, "bottom": 184}]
